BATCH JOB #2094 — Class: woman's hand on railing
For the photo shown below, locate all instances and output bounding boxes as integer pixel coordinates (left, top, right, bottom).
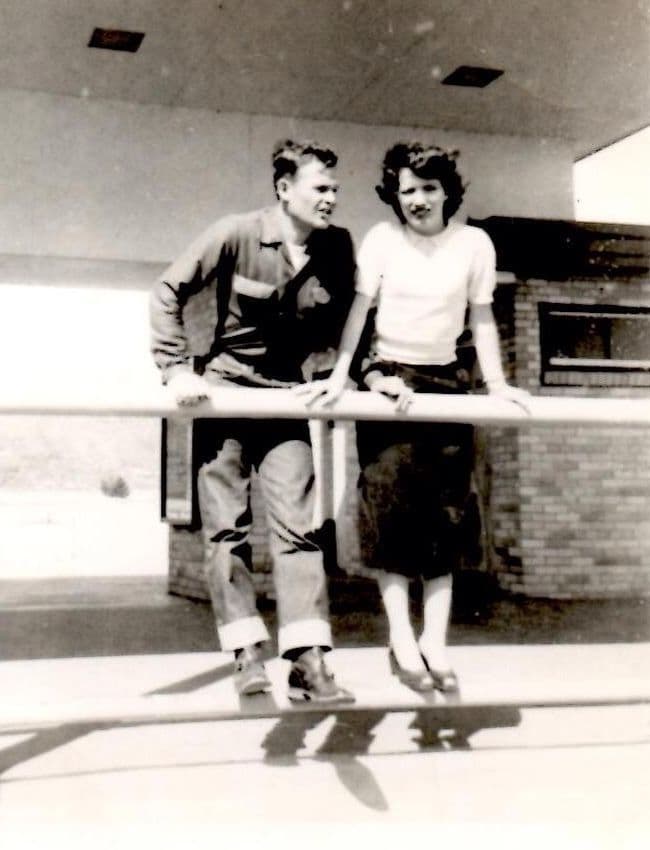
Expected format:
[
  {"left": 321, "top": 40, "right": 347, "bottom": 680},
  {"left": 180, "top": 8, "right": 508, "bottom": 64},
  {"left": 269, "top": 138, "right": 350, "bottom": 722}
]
[
  {"left": 294, "top": 372, "right": 348, "bottom": 408},
  {"left": 365, "top": 374, "right": 414, "bottom": 413},
  {"left": 487, "top": 381, "right": 532, "bottom": 415}
]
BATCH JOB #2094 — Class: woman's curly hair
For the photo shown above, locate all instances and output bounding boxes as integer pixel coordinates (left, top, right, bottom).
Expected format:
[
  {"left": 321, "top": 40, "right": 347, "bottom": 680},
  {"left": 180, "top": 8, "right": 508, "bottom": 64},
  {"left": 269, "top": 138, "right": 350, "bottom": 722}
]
[{"left": 376, "top": 142, "right": 466, "bottom": 224}]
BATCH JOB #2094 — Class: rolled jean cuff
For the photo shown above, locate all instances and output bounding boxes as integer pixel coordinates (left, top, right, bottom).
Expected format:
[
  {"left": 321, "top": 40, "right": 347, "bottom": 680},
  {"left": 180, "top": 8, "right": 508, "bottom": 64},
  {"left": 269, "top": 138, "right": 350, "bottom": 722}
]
[
  {"left": 217, "top": 616, "right": 270, "bottom": 652},
  {"left": 278, "top": 618, "right": 333, "bottom": 658}
]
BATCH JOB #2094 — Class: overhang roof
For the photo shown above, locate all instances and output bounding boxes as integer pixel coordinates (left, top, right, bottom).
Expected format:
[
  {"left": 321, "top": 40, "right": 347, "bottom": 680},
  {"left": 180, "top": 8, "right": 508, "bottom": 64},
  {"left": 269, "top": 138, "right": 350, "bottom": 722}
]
[{"left": 1, "top": 0, "right": 648, "bottom": 157}]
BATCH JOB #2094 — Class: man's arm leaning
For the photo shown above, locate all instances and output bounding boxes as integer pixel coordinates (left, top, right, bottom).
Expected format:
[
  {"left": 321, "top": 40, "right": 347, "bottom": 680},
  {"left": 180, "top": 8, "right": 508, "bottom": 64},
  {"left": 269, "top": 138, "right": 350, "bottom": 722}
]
[{"left": 150, "top": 218, "right": 237, "bottom": 405}]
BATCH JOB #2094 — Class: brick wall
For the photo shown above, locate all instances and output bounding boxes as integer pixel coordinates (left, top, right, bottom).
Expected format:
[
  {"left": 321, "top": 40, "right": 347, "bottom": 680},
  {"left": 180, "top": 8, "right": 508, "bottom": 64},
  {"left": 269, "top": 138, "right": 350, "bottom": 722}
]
[{"left": 489, "top": 277, "right": 650, "bottom": 598}]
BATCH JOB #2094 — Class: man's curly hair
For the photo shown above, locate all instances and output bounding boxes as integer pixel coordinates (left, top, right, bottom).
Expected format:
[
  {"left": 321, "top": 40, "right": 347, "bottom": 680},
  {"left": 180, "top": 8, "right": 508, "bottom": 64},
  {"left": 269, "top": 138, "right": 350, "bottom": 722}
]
[
  {"left": 376, "top": 142, "right": 466, "bottom": 224},
  {"left": 272, "top": 139, "right": 338, "bottom": 196}
]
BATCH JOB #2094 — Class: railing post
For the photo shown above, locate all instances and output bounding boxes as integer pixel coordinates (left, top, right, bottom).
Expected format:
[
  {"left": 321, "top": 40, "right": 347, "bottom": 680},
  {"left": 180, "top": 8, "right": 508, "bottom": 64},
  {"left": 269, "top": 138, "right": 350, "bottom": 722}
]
[
  {"left": 309, "top": 418, "right": 339, "bottom": 573},
  {"left": 332, "top": 420, "right": 349, "bottom": 568}
]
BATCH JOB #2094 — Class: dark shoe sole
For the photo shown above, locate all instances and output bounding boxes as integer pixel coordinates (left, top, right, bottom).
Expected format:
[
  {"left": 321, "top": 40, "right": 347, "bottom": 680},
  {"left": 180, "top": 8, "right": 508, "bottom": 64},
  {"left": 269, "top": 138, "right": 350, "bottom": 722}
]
[
  {"left": 237, "top": 678, "right": 272, "bottom": 696},
  {"left": 287, "top": 686, "right": 356, "bottom": 705}
]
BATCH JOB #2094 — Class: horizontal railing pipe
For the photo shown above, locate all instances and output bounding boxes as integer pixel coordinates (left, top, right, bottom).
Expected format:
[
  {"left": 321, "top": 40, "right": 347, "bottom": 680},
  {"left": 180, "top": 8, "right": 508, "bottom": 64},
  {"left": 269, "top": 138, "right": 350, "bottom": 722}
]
[{"left": 0, "top": 387, "right": 649, "bottom": 427}]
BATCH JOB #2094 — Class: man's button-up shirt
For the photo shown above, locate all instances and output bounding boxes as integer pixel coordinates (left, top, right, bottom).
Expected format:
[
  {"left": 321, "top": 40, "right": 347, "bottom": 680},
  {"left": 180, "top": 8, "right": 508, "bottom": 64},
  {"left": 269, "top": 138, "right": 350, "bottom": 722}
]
[{"left": 150, "top": 206, "right": 356, "bottom": 384}]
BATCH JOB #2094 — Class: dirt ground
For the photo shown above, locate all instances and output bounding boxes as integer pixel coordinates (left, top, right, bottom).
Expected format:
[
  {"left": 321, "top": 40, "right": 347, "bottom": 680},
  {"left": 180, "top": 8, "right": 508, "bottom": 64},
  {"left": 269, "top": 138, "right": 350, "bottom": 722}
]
[{"left": 0, "top": 415, "right": 159, "bottom": 490}]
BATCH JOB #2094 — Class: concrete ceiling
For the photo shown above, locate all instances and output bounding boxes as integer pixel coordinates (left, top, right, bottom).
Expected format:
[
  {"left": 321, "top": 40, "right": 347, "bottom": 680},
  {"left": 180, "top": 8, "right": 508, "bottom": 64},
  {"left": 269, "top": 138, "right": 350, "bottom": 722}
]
[{"left": 0, "top": 0, "right": 648, "bottom": 157}]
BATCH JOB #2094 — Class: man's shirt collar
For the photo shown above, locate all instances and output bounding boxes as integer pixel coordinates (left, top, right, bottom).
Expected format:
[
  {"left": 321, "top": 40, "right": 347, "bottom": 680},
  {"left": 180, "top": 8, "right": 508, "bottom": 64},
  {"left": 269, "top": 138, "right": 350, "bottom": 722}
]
[
  {"left": 259, "top": 206, "right": 285, "bottom": 249},
  {"left": 259, "top": 205, "right": 321, "bottom": 256}
]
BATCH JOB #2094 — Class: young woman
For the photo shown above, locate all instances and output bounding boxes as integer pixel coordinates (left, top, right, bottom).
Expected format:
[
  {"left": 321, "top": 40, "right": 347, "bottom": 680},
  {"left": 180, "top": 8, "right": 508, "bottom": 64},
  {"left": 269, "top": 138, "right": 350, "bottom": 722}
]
[{"left": 300, "top": 142, "right": 527, "bottom": 693}]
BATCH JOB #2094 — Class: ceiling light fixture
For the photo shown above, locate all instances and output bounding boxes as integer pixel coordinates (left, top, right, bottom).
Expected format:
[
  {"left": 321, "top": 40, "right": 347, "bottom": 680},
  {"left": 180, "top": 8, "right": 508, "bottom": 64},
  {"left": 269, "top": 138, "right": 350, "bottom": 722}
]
[
  {"left": 441, "top": 65, "right": 503, "bottom": 88},
  {"left": 88, "top": 28, "right": 145, "bottom": 53}
]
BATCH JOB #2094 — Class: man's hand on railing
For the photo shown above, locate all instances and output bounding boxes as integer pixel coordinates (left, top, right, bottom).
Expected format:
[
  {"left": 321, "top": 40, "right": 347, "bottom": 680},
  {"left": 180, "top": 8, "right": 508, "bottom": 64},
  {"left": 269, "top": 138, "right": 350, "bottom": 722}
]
[
  {"left": 366, "top": 374, "right": 414, "bottom": 413},
  {"left": 294, "top": 373, "right": 348, "bottom": 408},
  {"left": 167, "top": 372, "right": 211, "bottom": 407}
]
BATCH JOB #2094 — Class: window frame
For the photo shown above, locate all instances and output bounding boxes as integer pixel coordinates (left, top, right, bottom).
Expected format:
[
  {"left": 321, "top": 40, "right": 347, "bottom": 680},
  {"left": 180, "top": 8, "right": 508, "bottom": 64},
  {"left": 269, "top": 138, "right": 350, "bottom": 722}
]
[{"left": 538, "top": 301, "right": 650, "bottom": 387}]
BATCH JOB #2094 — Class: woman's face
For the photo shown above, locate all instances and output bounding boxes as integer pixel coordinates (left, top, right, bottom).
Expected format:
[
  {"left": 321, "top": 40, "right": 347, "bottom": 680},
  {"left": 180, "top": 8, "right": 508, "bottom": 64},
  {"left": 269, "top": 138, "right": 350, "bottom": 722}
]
[{"left": 396, "top": 168, "right": 447, "bottom": 236}]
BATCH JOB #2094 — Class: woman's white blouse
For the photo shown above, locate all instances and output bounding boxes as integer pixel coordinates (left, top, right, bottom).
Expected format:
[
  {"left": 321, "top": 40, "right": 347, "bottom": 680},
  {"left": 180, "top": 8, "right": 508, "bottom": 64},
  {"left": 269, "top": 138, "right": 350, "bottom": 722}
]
[{"left": 356, "top": 220, "right": 497, "bottom": 365}]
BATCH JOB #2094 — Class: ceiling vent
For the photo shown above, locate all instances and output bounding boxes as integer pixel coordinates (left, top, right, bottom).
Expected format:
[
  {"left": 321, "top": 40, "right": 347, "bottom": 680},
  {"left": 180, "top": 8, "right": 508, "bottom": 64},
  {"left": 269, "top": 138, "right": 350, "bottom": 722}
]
[
  {"left": 88, "top": 28, "right": 145, "bottom": 53},
  {"left": 442, "top": 65, "right": 503, "bottom": 88}
]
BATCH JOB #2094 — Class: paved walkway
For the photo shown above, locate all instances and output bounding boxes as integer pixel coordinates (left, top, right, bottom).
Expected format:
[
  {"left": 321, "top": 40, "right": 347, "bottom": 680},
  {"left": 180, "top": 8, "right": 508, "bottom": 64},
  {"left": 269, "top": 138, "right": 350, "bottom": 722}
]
[
  {"left": 1, "top": 642, "right": 649, "bottom": 848},
  {"left": 1, "top": 491, "right": 649, "bottom": 848},
  {"left": 1, "top": 583, "right": 649, "bottom": 849},
  {"left": 0, "top": 489, "right": 167, "bottom": 579}
]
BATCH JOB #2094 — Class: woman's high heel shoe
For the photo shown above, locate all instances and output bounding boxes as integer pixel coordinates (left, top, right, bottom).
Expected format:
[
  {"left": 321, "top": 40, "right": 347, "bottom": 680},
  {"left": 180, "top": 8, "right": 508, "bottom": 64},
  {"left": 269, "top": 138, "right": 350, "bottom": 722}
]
[
  {"left": 419, "top": 652, "right": 459, "bottom": 694},
  {"left": 388, "top": 648, "right": 435, "bottom": 692}
]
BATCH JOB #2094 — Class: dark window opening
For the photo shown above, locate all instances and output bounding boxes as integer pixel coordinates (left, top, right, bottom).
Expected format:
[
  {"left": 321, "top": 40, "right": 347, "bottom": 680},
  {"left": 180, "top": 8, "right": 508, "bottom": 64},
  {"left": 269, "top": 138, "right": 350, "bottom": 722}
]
[{"left": 539, "top": 302, "right": 650, "bottom": 386}]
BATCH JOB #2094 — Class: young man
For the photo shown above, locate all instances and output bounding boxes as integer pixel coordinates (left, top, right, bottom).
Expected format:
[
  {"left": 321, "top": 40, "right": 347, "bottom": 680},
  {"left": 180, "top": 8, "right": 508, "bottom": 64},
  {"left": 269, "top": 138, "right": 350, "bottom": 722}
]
[{"left": 150, "top": 140, "right": 355, "bottom": 703}]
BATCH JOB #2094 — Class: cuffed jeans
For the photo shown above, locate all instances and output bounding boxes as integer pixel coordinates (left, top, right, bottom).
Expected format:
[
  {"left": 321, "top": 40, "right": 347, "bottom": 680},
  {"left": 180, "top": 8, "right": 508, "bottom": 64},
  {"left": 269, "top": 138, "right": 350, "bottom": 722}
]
[{"left": 195, "top": 417, "right": 332, "bottom": 657}]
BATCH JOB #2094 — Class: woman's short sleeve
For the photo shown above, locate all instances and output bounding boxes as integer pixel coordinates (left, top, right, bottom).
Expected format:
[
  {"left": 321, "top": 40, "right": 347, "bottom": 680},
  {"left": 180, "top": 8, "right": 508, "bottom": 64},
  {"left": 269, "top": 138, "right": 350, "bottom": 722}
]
[
  {"left": 468, "top": 228, "right": 497, "bottom": 305},
  {"left": 355, "top": 223, "right": 388, "bottom": 299}
]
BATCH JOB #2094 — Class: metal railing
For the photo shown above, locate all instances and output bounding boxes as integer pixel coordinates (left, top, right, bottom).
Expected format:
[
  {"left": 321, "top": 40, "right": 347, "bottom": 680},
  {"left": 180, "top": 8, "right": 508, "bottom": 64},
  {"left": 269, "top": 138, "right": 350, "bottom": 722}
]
[
  {"left": 3, "top": 384, "right": 648, "bottom": 540},
  {"left": 2, "top": 385, "right": 649, "bottom": 426},
  {"left": 1, "top": 386, "right": 649, "bottom": 729}
]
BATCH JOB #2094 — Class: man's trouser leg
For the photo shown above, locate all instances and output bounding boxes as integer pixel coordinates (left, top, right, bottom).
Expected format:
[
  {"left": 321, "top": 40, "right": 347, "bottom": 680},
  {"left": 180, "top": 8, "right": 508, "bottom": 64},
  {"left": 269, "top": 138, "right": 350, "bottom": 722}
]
[
  {"left": 197, "top": 424, "right": 270, "bottom": 652},
  {"left": 256, "top": 436, "right": 333, "bottom": 658}
]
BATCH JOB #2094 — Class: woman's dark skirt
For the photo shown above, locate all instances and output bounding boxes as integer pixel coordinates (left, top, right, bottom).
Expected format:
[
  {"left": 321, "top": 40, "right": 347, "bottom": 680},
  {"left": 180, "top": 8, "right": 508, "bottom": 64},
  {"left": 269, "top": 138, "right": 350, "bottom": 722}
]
[{"left": 356, "top": 361, "right": 474, "bottom": 580}]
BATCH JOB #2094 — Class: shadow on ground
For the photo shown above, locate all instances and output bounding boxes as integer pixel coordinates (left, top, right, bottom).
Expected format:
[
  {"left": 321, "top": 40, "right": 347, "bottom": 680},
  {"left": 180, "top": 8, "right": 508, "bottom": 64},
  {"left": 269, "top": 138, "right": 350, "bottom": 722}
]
[
  {"left": 332, "top": 571, "right": 650, "bottom": 648},
  {"left": 1, "top": 570, "right": 649, "bottom": 660}
]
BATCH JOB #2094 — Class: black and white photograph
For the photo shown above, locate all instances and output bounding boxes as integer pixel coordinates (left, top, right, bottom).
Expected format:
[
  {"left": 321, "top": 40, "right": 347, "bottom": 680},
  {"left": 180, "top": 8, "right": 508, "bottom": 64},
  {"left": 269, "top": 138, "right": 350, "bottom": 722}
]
[{"left": 0, "top": 2, "right": 649, "bottom": 848}]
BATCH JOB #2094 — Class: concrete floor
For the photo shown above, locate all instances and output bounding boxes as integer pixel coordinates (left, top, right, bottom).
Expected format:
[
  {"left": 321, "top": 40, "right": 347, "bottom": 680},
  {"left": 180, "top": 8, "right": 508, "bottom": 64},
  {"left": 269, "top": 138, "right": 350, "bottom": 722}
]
[
  {"left": 2, "top": 587, "right": 650, "bottom": 850},
  {"left": 1, "top": 645, "right": 649, "bottom": 848},
  {"left": 1, "top": 491, "right": 650, "bottom": 848}
]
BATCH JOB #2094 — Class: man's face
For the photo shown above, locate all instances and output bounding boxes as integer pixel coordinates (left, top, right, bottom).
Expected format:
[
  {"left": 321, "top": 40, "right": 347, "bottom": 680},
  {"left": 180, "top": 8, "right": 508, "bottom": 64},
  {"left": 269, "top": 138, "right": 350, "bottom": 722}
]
[
  {"left": 397, "top": 168, "right": 447, "bottom": 236},
  {"left": 278, "top": 157, "right": 339, "bottom": 231}
]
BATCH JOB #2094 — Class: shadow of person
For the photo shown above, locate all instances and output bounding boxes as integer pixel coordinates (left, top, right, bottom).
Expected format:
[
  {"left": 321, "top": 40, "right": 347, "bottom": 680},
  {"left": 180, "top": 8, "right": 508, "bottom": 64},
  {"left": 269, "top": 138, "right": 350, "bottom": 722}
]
[
  {"left": 260, "top": 710, "right": 330, "bottom": 766},
  {"left": 260, "top": 709, "right": 388, "bottom": 811},
  {"left": 316, "top": 710, "right": 388, "bottom": 811},
  {"left": 0, "top": 723, "right": 104, "bottom": 779},
  {"left": 411, "top": 704, "right": 522, "bottom": 751},
  {"left": 0, "top": 660, "right": 238, "bottom": 781},
  {"left": 315, "top": 710, "right": 385, "bottom": 757},
  {"left": 147, "top": 660, "right": 235, "bottom": 695}
]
